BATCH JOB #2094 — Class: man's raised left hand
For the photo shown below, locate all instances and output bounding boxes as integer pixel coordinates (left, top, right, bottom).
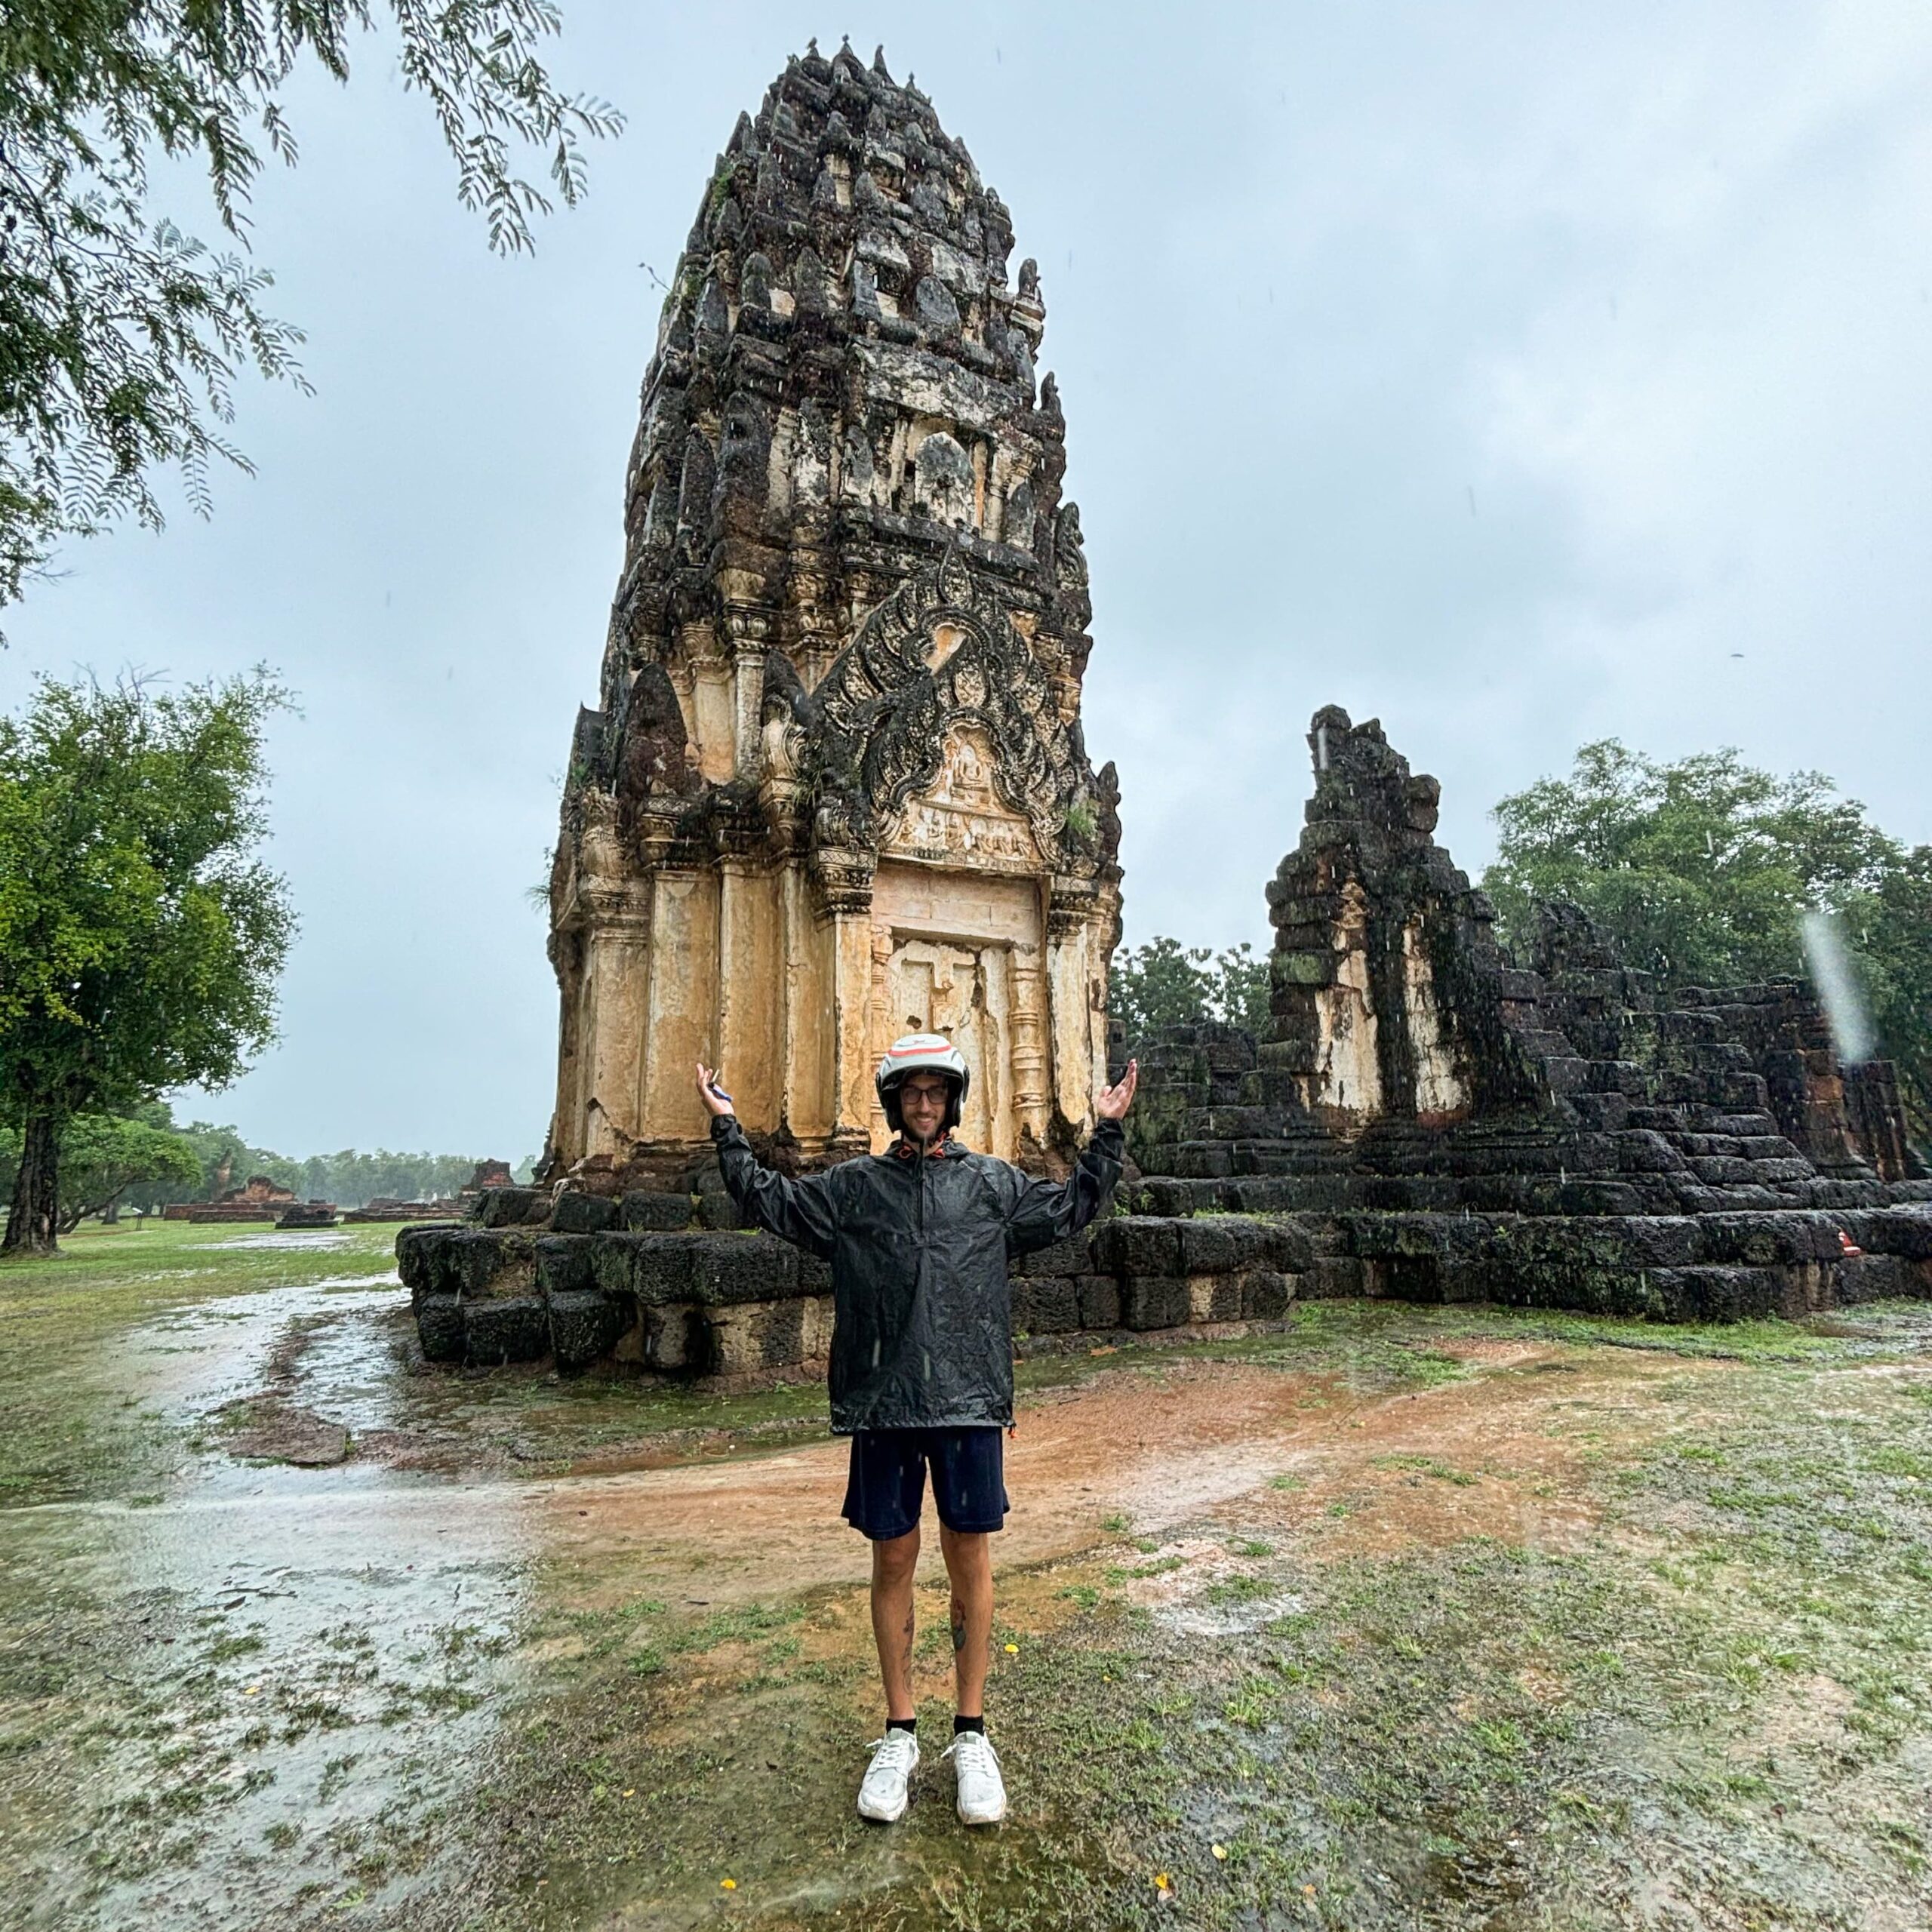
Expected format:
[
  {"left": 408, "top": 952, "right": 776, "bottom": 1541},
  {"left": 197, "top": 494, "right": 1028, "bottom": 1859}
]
[{"left": 1095, "top": 1059, "right": 1137, "bottom": 1121}]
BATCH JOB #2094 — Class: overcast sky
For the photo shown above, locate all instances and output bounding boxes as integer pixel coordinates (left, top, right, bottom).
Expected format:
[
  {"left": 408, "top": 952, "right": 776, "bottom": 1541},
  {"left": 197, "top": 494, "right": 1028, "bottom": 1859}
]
[{"left": 3, "top": 1, "right": 1927, "bottom": 1161}]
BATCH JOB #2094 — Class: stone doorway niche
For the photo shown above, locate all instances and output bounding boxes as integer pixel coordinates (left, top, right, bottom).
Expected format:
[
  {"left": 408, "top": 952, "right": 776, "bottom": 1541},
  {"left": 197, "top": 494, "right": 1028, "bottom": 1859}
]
[
  {"left": 869, "top": 862, "right": 1048, "bottom": 1162},
  {"left": 885, "top": 939, "right": 1008, "bottom": 1158}
]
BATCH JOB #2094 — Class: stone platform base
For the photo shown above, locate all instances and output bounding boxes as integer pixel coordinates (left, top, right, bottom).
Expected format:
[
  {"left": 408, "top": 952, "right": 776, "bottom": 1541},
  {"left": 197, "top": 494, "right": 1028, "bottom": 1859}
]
[
  {"left": 398, "top": 1199, "right": 1932, "bottom": 1377},
  {"left": 396, "top": 1214, "right": 1307, "bottom": 1374},
  {"left": 1299, "top": 1204, "right": 1932, "bottom": 1321}
]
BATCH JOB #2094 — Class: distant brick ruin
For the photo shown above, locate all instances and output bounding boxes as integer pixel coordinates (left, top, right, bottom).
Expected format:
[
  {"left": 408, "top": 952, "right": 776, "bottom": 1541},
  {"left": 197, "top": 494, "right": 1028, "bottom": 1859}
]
[
  {"left": 164, "top": 1175, "right": 297, "bottom": 1225},
  {"left": 540, "top": 40, "right": 1119, "bottom": 1193}
]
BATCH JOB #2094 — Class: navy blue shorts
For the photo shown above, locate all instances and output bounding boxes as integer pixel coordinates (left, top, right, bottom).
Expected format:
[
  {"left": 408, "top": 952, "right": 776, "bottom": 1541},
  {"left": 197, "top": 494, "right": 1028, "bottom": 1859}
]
[{"left": 841, "top": 1427, "right": 1009, "bottom": 1540}]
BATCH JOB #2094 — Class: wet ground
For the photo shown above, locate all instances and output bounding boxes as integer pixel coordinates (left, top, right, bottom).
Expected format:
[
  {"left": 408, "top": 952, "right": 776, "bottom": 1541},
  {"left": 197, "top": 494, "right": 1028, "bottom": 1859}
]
[
  {"left": 4, "top": 1222, "right": 1931, "bottom": 1930},
  {"left": 2, "top": 1238, "right": 529, "bottom": 1927}
]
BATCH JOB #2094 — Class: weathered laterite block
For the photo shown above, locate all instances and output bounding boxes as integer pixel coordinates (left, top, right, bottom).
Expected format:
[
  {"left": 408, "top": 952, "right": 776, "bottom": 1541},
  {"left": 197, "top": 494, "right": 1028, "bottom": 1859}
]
[
  {"left": 1242, "top": 1269, "right": 1295, "bottom": 1320},
  {"left": 1186, "top": 1274, "right": 1245, "bottom": 1323},
  {"left": 535, "top": 1235, "right": 595, "bottom": 1297},
  {"left": 551, "top": 1192, "right": 619, "bottom": 1235},
  {"left": 463, "top": 1297, "right": 549, "bottom": 1365},
  {"left": 1075, "top": 1275, "right": 1121, "bottom": 1329},
  {"left": 475, "top": 1187, "right": 545, "bottom": 1228},
  {"left": 1175, "top": 1215, "right": 1312, "bottom": 1276},
  {"left": 638, "top": 1303, "right": 706, "bottom": 1372},
  {"left": 415, "top": 1294, "right": 464, "bottom": 1361},
  {"left": 1838, "top": 1254, "right": 1925, "bottom": 1303},
  {"left": 1090, "top": 1217, "right": 1183, "bottom": 1278},
  {"left": 1018, "top": 1232, "right": 1093, "bottom": 1278},
  {"left": 584, "top": 1230, "right": 795, "bottom": 1305},
  {"left": 395, "top": 1226, "right": 445, "bottom": 1300},
  {"left": 584, "top": 1230, "right": 685, "bottom": 1303},
  {"left": 1696, "top": 1213, "right": 1838, "bottom": 1267},
  {"left": 548, "top": 1290, "right": 625, "bottom": 1371},
  {"left": 696, "top": 1189, "right": 743, "bottom": 1232},
  {"left": 1121, "top": 1275, "right": 1191, "bottom": 1331},
  {"left": 1674, "top": 1266, "right": 1791, "bottom": 1322},
  {"left": 1860, "top": 1211, "right": 1932, "bottom": 1262},
  {"left": 1302, "top": 1257, "right": 1367, "bottom": 1300},
  {"left": 445, "top": 1229, "right": 537, "bottom": 1299},
  {"left": 681, "top": 1235, "right": 801, "bottom": 1306},
  {"left": 623, "top": 1190, "right": 697, "bottom": 1232},
  {"left": 1014, "top": 1277, "right": 1079, "bottom": 1334},
  {"left": 704, "top": 1295, "right": 836, "bottom": 1376}
]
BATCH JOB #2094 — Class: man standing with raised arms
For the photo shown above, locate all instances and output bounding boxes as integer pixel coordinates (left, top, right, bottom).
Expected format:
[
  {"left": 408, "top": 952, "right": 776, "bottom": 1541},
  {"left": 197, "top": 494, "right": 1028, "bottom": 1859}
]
[{"left": 696, "top": 1035, "right": 1136, "bottom": 1826}]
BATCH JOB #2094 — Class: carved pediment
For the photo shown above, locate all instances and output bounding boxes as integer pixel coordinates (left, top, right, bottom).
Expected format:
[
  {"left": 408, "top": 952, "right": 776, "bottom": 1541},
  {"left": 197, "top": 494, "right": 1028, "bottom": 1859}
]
[
  {"left": 883, "top": 724, "right": 1043, "bottom": 873},
  {"left": 804, "top": 548, "right": 1092, "bottom": 870}
]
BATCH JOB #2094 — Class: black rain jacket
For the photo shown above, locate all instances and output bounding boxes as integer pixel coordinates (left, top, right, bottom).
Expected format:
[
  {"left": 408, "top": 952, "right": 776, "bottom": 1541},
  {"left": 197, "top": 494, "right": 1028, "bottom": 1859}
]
[{"left": 712, "top": 1115, "right": 1124, "bottom": 1432}]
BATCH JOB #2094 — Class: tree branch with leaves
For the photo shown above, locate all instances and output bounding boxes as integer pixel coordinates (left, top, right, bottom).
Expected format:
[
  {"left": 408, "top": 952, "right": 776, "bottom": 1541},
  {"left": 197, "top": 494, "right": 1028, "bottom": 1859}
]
[{"left": 0, "top": 1, "right": 620, "bottom": 611}]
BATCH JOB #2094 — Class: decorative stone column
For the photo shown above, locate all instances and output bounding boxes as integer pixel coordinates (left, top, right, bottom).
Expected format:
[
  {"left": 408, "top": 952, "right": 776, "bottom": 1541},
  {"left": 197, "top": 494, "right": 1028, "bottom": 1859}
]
[
  {"left": 867, "top": 921, "right": 896, "bottom": 1143},
  {"left": 1010, "top": 951, "right": 1050, "bottom": 1149},
  {"left": 638, "top": 866, "right": 721, "bottom": 1144},
  {"left": 727, "top": 604, "right": 769, "bottom": 777},
  {"left": 1046, "top": 879, "right": 1102, "bottom": 1136},
  {"left": 811, "top": 845, "right": 878, "bottom": 1156},
  {"left": 717, "top": 853, "right": 780, "bottom": 1127}
]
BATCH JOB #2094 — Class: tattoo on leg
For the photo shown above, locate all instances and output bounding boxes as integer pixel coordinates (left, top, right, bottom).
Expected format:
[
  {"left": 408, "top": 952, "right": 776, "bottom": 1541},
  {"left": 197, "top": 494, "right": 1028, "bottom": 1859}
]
[{"left": 900, "top": 1607, "right": 915, "bottom": 1668}]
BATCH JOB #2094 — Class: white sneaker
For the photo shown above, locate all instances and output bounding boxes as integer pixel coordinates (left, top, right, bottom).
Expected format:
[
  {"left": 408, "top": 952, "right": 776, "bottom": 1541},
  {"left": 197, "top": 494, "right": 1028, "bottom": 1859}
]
[
  {"left": 857, "top": 1727, "right": 919, "bottom": 1822},
  {"left": 943, "top": 1729, "right": 1006, "bottom": 1826}
]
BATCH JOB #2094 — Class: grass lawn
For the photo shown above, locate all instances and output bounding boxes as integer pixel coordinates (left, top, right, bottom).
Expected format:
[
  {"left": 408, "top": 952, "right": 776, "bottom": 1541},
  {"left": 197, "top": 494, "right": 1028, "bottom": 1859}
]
[{"left": 466, "top": 1303, "right": 1932, "bottom": 1932}]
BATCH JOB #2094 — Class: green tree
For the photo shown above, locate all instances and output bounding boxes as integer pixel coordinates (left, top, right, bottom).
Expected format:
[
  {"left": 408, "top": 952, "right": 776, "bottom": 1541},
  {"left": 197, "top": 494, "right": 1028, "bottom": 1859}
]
[
  {"left": 1482, "top": 740, "right": 1931, "bottom": 1143},
  {"left": 0, "top": 2, "right": 620, "bottom": 609},
  {"left": 133, "top": 1113, "right": 273, "bottom": 1204},
  {"left": 1110, "top": 937, "right": 1273, "bottom": 1043},
  {"left": 287, "top": 1147, "right": 475, "bottom": 1207},
  {"left": 0, "top": 1108, "right": 202, "bottom": 1227},
  {"left": 1208, "top": 941, "right": 1272, "bottom": 1038},
  {"left": 0, "top": 669, "right": 295, "bottom": 1254}
]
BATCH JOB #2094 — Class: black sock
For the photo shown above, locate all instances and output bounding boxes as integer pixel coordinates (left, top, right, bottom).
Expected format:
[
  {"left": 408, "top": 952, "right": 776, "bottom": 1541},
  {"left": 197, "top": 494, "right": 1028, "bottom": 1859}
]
[
  {"left": 887, "top": 1716, "right": 916, "bottom": 1736},
  {"left": 952, "top": 1714, "right": 985, "bottom": 1736}
]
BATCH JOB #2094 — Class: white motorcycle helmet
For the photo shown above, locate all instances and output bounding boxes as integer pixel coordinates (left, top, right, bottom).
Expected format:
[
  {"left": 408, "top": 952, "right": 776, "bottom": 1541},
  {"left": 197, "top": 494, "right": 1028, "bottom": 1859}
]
[{"left": 875, "top": 1032, "right": 970, "bottom": 1134}]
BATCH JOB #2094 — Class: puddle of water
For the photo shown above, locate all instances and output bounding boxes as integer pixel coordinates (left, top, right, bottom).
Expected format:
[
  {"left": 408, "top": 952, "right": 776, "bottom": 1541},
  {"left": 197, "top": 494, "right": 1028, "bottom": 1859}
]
[
  {"left": 3, "top": 1271, "right": 533, "bottom": 1930},
  {"left": 188, "top": 1233, "right": 355, "bottom": 1252}
]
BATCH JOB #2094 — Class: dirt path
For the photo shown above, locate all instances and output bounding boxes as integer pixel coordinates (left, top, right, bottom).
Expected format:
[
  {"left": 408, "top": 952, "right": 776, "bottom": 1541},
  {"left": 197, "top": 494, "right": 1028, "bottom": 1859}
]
[{"left": 538, "top": 1340, "right": 1695, "bottom": 1605}]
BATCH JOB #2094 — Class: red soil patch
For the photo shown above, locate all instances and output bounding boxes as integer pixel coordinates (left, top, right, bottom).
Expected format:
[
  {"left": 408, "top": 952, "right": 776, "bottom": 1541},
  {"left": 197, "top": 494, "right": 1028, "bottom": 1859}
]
[{"left": 539, "top": 1344, "right": 1708, "bottom": 1607}]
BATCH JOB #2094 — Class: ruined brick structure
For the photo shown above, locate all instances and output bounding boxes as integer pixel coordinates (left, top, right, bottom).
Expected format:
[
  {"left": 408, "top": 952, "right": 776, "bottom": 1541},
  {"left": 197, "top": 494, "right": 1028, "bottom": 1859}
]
[
  {"left": 542, "top": 42, "right": 1120, "bottom": 1189},
  {"left": 168, "top": 1174, "right": 299, "bottom": 1225},
  {"left": 1118, "top": 709, "right": 1931, "bottom": 1320}
]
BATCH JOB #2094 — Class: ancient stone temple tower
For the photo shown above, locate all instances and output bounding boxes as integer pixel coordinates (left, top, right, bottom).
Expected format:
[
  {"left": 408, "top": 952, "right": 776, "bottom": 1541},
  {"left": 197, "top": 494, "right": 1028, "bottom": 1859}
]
[{"left": 543, "top": 42, "right": 1121, "bottom": 1186}]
